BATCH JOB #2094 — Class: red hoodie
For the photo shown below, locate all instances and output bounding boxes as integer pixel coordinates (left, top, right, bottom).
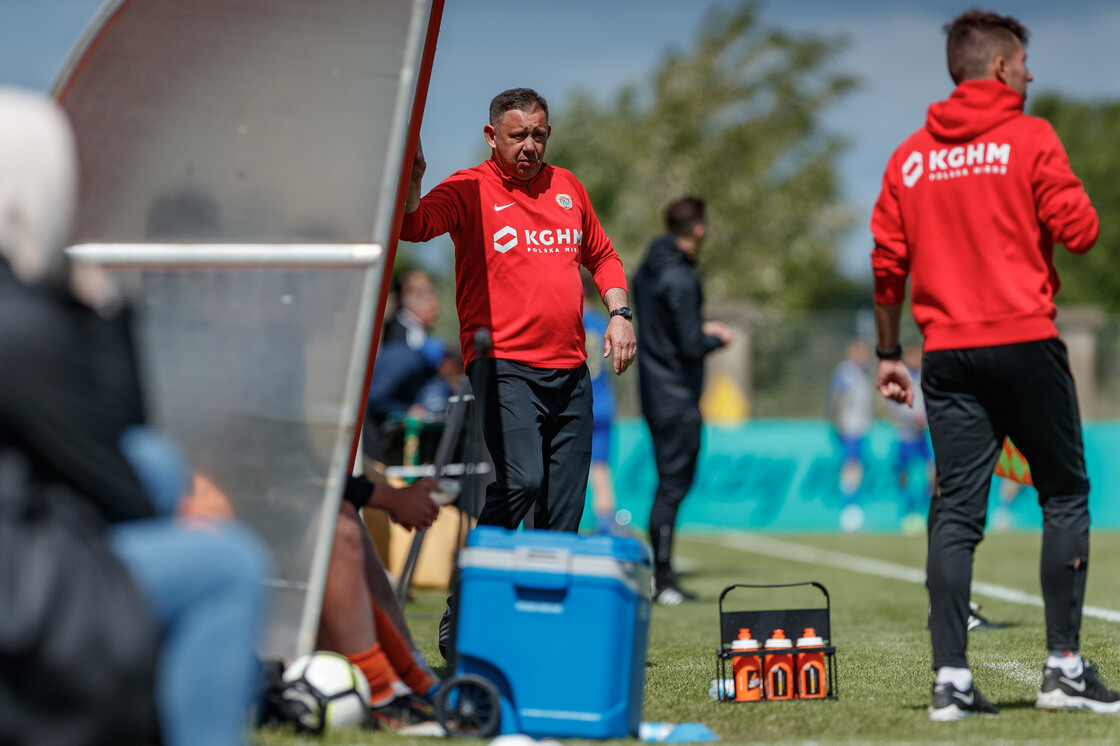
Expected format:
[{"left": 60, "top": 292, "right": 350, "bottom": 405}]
[
  {"left": 401, "top": 158, "right": 627, "bottom": 368},
  {"left": 871, "top": 79, "right": 1098, "bottom": 352}
]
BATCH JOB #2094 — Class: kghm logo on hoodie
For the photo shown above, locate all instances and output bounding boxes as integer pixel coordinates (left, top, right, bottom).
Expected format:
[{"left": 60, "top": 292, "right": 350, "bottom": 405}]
[{"left": 902, "top": 142, "right": 1011, "bottom": 188}]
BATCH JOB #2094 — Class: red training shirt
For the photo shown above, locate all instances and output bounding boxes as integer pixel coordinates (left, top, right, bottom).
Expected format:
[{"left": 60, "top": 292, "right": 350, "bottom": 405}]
[
  {"left": 400, "top": 158, "right": 627, "bottom": 368},
  {"left": 871, "top": 79, "right": 1098, "bottom": 352}
]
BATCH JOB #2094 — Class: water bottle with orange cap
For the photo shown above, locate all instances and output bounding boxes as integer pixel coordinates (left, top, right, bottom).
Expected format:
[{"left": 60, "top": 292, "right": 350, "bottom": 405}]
[
  {"left": 730, "top": 628, "right": 762, "bottom": 701},
  {"left": 795, "top": 627, "right": 827, "bottom": 698},
  {"left": 763, "top": 629, "right": 794, "bottom": 700}
]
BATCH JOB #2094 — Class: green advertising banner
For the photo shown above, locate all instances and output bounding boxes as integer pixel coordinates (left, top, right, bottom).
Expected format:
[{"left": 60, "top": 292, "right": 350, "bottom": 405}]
[{"left": 587, "top": 420, "right": 1120, "bottom": 534}]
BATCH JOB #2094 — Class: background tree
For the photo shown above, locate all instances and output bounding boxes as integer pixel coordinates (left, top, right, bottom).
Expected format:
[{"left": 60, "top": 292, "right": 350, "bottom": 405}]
[
  {"left": 1029, "top": 93, "right": 1120, "bottom": 313},
  {"left": 546, "top": 0, "right": 862, "bottom": 310}
]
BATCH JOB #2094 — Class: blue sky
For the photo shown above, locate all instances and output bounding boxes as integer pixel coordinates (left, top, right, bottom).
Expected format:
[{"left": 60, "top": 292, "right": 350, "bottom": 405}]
[{"left": 3, "top": 0, "right": 1118, "bottom": 279}]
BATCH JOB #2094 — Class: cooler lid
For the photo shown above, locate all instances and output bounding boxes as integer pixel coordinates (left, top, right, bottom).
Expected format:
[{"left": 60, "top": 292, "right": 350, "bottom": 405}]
[{"left": 466, "top": 526, "right": 651, "bottom": 565}]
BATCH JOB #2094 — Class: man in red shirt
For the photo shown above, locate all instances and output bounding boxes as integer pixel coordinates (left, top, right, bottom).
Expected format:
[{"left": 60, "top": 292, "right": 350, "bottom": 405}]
[
  {"left": 872, "top": 10, "right": 1119, "bottom": 720},
  {"left": 402, "top": 87, "right": 634, "bottom": 532}
]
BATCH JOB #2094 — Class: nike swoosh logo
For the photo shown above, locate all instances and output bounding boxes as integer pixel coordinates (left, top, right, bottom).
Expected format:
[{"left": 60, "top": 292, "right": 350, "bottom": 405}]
[
  {"left": 493, "top": 202, "right": 515, "bottom": 212},
  {"left": 1060, "top": 676, "right": 1087, "bottom": 692},
  {"left": 952, "top": 690, "right": 974, "bottom": 705}
]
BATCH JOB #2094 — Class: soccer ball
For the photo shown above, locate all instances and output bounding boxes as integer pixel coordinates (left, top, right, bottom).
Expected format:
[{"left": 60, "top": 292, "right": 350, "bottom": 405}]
[{"left": 280, "top": 651, "right": 371, "bottom": 732}]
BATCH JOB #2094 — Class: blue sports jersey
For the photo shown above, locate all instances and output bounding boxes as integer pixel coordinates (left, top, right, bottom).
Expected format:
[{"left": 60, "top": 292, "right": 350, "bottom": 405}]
[{"left": 583, "top": 307, "right": 615, "bottom": 424}]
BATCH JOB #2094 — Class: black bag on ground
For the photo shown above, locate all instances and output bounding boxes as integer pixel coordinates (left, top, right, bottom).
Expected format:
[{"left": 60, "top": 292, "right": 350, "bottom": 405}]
[{"left": 0, "top": 452, "right": 159, "bottom": 745}]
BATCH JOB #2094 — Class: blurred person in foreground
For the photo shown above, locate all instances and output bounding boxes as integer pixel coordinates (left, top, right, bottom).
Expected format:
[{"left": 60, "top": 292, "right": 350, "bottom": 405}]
[
  {"left": 0, "top": 87, "right": 269, "bottom": 746},
  {"left": 633, "top": 196, "right": 731, "bottom": 605},
  {"left": 871, "top": 9, "right": 1119, "bottom": 720},
  {"left": 401, "top": 88, "right": 636, "bottom": 656}
]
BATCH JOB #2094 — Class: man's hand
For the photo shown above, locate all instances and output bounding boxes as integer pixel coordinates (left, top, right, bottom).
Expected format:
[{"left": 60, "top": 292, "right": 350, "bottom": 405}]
[
  {"left": 176, "top": 474, "right": 236, "bottom": 526},
  {"left": 604, "top": 316, "right": 636, "bottom": 375},
  {"left": 404, "top": 139, "right": 426, "bottom": 213},
  {"left": 876, "top": 358, "right": 914, "bottom": 406},
  {"left": 371, "top": 478, "right": 440, "bottom": 531},
  {"left": 702, "top": 320, "right": 733, "bottom": 346},
  {"left": 601, "top": 286, "right": 636, "bottom": 375}
]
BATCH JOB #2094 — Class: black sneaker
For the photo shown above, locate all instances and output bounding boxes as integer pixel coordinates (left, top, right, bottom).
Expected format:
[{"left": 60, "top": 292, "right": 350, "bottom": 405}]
[
  {"left": 653, "top": 579, "right": 697, "bottom": 606},
  {"left": 928, "top": 681, "right": 999, "bottom": 721},
  {"left": 967, "top": 602, "right": 1006, "bottom": 631},
  {"left": 926, "top": 602, "right": 1006, "bottom": 631},
  {"left": 369, "top": 693, "right": 437, "bottom": 731},
  {"left": 1036, "top": 664, "right": 1120, "bottom": 713}
]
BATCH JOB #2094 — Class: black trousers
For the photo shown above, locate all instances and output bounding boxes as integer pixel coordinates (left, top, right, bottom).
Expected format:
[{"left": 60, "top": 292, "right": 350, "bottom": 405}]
[
  {"left": 468, "top": 359, "right": 592, "bottom": 532},
  {"left": 922, "top": 339, "right": 1090, "bottom": 670},
  {"left": 646, "top": 406, "right": 703, "bottom": 582}
]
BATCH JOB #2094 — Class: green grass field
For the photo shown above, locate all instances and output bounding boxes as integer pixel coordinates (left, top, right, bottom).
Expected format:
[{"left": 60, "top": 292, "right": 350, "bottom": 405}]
[{"left": 254, "top": 530, "right": 1120, "bottom": 745}]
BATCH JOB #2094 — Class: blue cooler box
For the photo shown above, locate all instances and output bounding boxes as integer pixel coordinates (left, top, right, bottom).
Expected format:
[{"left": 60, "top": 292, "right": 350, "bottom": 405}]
[{"left": 454, "top": 526, "right": 652, "bottom": 738}]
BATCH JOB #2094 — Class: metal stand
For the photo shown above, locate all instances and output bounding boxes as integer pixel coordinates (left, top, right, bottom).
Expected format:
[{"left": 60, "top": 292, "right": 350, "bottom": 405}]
[
  {"left": 715, "top": 582, "right": 839, "bottom": 702},
  {"left": 393, "top": 330, "right": 491, "bottom": 606}
]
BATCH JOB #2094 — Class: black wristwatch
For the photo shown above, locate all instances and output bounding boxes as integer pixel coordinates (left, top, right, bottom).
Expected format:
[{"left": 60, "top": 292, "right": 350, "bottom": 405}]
[
  {"left": 610, "top": 306, "right": 633, "bottom": 321},
  {"left": 876, "top": 344, "right": 903, "bottom": 360}
]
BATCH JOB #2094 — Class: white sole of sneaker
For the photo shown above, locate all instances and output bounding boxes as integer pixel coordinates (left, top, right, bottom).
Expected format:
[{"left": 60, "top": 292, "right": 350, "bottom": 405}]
[
  {"left": 929, "top": 704, "right": 993, "bottom": 721},
  {"left": 929, "top": 704, "right": 998, "bottom": 721},
  {"left": 929, "top": 704, "right": 968, "bottom": 721},
  {"left": 1036, "top": 689, "right": 1120, "bottom": 713}
]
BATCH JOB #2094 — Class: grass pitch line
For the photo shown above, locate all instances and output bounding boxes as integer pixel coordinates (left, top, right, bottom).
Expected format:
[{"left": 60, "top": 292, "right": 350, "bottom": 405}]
[{"left": 712, "top": 532, "right": 1120, "bottom": 625}]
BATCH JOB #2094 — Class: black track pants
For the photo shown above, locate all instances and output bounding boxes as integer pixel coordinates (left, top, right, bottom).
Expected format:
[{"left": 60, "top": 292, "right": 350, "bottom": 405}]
[
  {"left": 922, "top": 339, "right": 1089, "bottom": 669},
  {"left": 646, "top": 406, "right": 702, "bottom": 582},
  {"left": 469, "top": 359, "right": 592, "bottom": 532}
]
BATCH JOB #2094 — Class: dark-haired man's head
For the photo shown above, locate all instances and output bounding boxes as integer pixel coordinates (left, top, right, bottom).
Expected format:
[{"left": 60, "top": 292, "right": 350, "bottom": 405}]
[
  {"left": 945, "top": 10, "right": 1032, "bottom": 97},
  {"left": 488, "top": 88, "right": 549, "bottom": 128},
  {"left": 485, "top": 88, "right": 551, "bottom": 182},
  {"left": 665, "top": 196, "right": 707, "bottom": 258}
]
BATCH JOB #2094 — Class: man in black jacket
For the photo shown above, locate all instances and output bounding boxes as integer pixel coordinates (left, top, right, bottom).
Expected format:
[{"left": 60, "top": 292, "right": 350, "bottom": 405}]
[{"left": 633, "top": 196, "right": 731, "bottom": 605}]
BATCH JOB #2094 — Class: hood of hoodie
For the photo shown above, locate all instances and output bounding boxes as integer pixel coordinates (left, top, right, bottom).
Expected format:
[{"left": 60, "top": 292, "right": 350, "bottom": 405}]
[
  {"left": 926, "top": 79, "right": 1024, "bottom": 143},
  {"left": 0, "top": 87, "right": 77, "bottom": 289},
  {"left": 642, "top": 232, "right": 695, "bottom": 274}
]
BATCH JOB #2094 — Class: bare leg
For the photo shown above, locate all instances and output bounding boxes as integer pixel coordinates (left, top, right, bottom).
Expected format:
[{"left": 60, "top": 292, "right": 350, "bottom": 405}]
[
  {"left": 317, "top": 502, "right": 376, "bottom": 653},
  {"left": 358, "top": 515, "right": 417, "bottom": 651}
]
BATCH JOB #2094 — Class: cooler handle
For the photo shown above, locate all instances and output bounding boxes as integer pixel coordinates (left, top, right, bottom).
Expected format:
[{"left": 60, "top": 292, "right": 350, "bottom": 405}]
[{"left": 512, "top": 547, "right": 572, "bottom": 590}]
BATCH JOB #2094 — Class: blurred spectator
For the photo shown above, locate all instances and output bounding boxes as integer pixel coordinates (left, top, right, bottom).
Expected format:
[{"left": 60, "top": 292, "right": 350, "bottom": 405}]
[
  {"left": 826, "top": 339, "right": 873, "bottom": 532},
  {"left": 383, "top": 268, "right": 439, "bottom": 349},
  {"left": 364, "top": 268, "right": 461, "bottom": 464},
  {"left": 888, "top": 347, "right": 935, "bottom": 535},
  {"left": 582, "top": 271, "right": 622, "bottom": 535}
]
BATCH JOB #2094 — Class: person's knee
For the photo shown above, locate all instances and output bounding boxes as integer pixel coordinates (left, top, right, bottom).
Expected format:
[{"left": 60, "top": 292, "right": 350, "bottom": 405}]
[
  {"left": 502, "top": 463, "right": 546, "bottom": 500},
  {"left": 1040, "top": 491, "right": 1090, "bottom": 531},
  {"left": 332, "top": 507, "right": 366, "bottom": 566},
  {"left": 649, "top": 495, "right": 683, "bottom": 526}
]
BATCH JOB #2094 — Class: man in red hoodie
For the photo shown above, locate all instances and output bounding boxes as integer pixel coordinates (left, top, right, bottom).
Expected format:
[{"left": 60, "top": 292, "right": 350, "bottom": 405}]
[{"left": 871, "top": 10, "right": 1119, "bottom": 721}]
